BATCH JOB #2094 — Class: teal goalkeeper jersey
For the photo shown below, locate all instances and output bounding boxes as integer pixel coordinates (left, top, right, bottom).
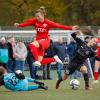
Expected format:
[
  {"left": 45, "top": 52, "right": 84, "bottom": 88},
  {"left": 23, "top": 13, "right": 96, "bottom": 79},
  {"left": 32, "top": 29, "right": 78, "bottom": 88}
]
[{"left": 3, "top": 73, "right": 28, "bottom": 91}]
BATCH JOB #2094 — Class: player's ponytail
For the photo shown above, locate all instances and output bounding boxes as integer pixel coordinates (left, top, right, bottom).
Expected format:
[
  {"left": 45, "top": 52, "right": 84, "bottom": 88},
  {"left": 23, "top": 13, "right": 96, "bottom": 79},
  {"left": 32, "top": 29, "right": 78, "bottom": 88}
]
[
  {"left": 40, "top": 6, "right": 46, "bottom": 15},
  {"left": 35, "top": 6, "right": 46, "bottom": 16}
]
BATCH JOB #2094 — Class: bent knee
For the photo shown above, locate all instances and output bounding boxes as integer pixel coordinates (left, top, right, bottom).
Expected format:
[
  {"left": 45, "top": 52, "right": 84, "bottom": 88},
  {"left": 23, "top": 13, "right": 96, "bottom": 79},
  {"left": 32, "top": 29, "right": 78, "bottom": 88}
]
[
  {"left": 80, "top": 67, "right": 87, "bottom": 73},
  {"left": 31, "top": 41, "right": 39, "bottom": 47},
  {"left": 62, "top": 73, "right": 68, "bottom": 80}
]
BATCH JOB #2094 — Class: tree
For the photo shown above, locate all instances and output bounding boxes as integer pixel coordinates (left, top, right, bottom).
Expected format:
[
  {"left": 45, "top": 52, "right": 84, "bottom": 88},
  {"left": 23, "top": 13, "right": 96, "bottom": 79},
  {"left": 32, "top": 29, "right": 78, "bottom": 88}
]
[
  {"left": 0, "top": 0, "right": 100, "bottom": 26},
  {"left": 36, "top": 0, "right": 66, "bottom": 24},
  {"left": 0, "top": 0, "right": 17, "bottom": 26},
  {"left": 0, "top": 0, "right": 67, "bottom": 26},
  {"left": 63, "top": 0, "right": 100, "bottom": 25}
]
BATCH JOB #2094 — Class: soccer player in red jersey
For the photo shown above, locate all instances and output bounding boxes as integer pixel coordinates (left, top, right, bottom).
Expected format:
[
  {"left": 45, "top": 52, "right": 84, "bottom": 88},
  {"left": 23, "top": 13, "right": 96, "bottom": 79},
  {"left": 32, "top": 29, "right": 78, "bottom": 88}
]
[
  {"left": 93, "top": 29, "right": 100, "bottom": 83},
  {"left": 14, "top": 6, "right": 79, "bottom": 67}
]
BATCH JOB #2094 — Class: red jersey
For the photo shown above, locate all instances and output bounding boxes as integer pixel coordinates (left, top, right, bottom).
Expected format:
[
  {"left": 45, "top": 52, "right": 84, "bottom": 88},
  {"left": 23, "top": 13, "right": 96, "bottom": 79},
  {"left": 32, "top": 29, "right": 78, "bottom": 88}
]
[
  {"left": 96, "top": 38, "right": 100, "bottom": 57},
  {"left": 18, "top": 18, "right": 72, "bottom": 40}
]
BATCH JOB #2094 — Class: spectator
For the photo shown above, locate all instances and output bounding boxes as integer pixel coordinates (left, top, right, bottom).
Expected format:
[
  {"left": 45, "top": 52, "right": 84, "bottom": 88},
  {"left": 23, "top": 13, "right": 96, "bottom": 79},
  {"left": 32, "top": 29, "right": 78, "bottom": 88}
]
[
  {"left": 54, "top": 36, "right": 66, "bottom": 79},
  {"left": 66, "top": 38, "right": 77, "bottom": 60},
  {"left": 67, "top": 38, "right": 81, "bottom": 79},
  {"left": 27, "top": 36, "right": 39, "bottom": 79},
  {"left": 15, "top": 41, "right": 27, "bottom": 72},
  {"left": 43, "top": 39, "right": 55, "bottom": 80},
  {"left": 0, "top": 37, "right": 8, "bottom": 69},
  {"left": 84, "top": 36, "right": 96, "bottom": 77},
  {"left": 7, "top": 37, "right": 16, "bottom": 72}
]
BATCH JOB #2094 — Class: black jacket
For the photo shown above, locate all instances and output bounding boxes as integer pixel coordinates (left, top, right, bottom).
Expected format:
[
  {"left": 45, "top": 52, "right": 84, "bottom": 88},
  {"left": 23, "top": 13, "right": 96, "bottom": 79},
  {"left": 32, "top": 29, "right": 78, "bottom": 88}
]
[
  {"left": 71, "top": 32, "right": 95, "bottom": 63},
  {"left": 44, "top": 40, "right": 55, "bottom": 58},
  {"left": 7, "top": 42, "right": 15, "bottom": 60},
  {"left": 26, "top": 45, "right": 34, "bottom": 63}
]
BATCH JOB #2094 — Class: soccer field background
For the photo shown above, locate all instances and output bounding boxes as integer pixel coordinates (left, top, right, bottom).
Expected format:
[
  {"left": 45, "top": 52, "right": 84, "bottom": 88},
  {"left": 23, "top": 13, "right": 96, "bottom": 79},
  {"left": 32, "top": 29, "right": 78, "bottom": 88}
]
[{"left": 0, "top": 70, "right": 100, "bottom": 100}]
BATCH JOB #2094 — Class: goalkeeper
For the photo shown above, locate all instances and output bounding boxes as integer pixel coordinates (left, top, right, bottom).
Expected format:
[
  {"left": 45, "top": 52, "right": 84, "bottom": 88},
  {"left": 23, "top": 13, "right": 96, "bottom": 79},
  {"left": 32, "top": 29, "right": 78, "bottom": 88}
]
[{"left": 0, "top": 65, "right": 48, "bottom": 91}]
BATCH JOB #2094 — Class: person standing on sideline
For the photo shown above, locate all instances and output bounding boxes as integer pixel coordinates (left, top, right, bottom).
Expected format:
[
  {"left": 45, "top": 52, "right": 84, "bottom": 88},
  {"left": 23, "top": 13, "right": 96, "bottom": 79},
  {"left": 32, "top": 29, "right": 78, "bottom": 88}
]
[
  {"left": 0, "top": 37, "right": 8, "bottom": 69},
  {"left": 27, "top": 36, "right": 39, "bottom": 79},
  {"left": 7, "top": 37, "right": 16, "bottom": 73},
  {"left": 54, "top": 36, "right": 67, "bottom": 79},
  {"left": 43, "top": 39, "right": 55, "bottom": 80},
  {"left": 15, "top": 41, "right": 27, "bottom": 72},
  {"left": 67, "top": 38, "right": 81, "bottom": 79}
]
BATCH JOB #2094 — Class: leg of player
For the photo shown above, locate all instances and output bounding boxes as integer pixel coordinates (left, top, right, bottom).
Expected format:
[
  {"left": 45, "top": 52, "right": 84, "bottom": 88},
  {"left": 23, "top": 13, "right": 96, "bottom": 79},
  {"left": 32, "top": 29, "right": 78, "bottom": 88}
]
[
  {"left": 28, "top": 85, "right": 48, "bottom": 91},
  {"left": 56, "top": 72, "right": 69, "bottom": 89},
  {"left": 54, "top": 55, "right": 63, "bottom": 64},
  {"left": 26, "top": 77, "right": 48, "bottom": 90},
  {"left": 41, "top": 56, "right": 62, "bottom": 65},
  {"left": 26, "top": 77, "right": 45, "bottom": 86},
  {"left": 28, "top": 41, "right": 41, "bottom": 67},
  {"left": 41, "top": 58, "right": 55, "bottom": 65},
  {"left": 80, "top": 65, "right": 92, "bottom": 90},
  {"left": 28, "top": 85, "right": 40, "bottom": 91},
  {"left": 26, "top": 77, "right": 35, "bottom": 82},
  {"left": 93, "top": 60, "right": 100, "bottom": 83}
]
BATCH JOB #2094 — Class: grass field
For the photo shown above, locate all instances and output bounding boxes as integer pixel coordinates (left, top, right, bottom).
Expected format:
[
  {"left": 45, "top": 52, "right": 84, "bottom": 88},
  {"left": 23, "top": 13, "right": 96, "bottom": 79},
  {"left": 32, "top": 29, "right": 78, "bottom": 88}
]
[{"left": 0, "top": 70, "right": 100, "bottom": 100}]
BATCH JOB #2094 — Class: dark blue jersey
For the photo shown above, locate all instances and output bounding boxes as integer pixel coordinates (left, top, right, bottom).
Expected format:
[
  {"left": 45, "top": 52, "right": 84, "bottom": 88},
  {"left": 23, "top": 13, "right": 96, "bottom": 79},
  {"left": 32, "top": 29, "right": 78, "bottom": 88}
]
[{"left": 71, "top": 33, "right": 95, "bottom": 63}]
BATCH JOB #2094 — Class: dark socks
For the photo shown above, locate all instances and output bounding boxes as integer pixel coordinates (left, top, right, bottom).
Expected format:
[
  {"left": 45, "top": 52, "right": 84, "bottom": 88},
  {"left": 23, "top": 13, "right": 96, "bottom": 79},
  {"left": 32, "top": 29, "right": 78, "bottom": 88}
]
[
  {"left": 83, "top": 73, "right": 89, "bottom": 87},
  {"left": 56, "top": 78, "right": 63, "bottom": 89}
]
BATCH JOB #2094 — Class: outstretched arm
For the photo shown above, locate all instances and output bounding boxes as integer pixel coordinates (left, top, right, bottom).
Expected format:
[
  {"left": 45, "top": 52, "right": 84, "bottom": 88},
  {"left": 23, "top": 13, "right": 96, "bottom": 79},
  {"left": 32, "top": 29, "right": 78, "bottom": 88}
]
[
  {"left": 14, "top": 18, "right": 36, "bottom": 27},
  {"left": 26, "top": 77, "right": 44, "bottom": 86},
  {"left": 48, "top": 20, "right": 79, "bottom": 30},
  {"left": 71, "top": 31, "right": 83, "bottom": 44}
]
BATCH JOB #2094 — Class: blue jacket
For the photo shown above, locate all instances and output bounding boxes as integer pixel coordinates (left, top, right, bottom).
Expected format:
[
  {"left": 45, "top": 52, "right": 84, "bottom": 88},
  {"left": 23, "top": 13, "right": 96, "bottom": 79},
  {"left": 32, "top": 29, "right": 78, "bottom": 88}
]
[
  {"left": 54, "top": 42, "right": 66, "bottom": 61},
  {"left": 66, "top": 41, "right": 77, "bottom": 60},
  {"left": 0, "top": 42, "right": 8, "bottom": 63}
]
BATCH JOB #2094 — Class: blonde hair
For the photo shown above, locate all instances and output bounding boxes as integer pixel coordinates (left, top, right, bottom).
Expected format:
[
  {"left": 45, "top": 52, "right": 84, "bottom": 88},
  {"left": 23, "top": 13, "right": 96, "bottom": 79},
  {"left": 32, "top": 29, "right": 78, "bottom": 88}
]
[{"left": 35, "top": 6, "right": 46, "bottom": 16}]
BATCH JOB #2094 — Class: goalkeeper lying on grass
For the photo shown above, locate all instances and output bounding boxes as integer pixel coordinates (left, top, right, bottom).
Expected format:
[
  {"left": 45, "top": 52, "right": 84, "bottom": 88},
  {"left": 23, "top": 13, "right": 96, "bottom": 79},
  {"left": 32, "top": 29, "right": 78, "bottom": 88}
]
[{"left": 0, "top": 65, "right": 48, "bottom": 91}]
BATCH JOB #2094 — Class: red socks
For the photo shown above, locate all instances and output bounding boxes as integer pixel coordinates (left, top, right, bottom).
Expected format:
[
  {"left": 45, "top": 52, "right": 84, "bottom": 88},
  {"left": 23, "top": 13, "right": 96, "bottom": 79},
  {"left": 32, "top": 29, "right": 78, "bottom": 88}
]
[
  {"left": 28, "top": 44, "right": 38, "bottom": 61},
  {"left": 28, "top": 44, "right": 56, "bottom": 65},
  {"left": 41, "top": 58, "right": 55, "bottom": 65},
  {"left": 94, "top": 72, "right": 99, "bottom": 80}
]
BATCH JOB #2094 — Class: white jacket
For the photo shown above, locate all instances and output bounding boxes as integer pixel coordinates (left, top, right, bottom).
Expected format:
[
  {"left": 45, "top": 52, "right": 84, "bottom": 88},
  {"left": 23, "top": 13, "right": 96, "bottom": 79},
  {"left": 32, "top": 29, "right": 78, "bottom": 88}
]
[{"left": 15, "top": 43, "right": 27, "bottom": 61}]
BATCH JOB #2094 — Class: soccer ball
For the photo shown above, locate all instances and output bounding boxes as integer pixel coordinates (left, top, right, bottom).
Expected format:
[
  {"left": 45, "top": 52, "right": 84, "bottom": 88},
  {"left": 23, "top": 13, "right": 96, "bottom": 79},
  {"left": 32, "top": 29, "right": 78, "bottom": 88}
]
[{"left": 70, "top": 79, "right": 80, "bottom": 90}]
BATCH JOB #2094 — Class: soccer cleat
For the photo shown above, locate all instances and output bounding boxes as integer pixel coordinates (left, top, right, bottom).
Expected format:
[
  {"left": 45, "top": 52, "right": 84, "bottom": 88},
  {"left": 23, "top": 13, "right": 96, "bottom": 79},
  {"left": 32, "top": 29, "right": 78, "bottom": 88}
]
[
  {"left": 39, "top": 85, "right": 48, "bottom": 90},
  {"left": 54, "top": 55, "right": 63, "bottom": 64},
  {"left": 92, "top": 80, "right": 99, "bottom": 84},
  {"left": 33, "top": 61, "right": 41, "bottom": 67},
  {"left": 85, "top": 86, "right": 92, "bottom": 90}
]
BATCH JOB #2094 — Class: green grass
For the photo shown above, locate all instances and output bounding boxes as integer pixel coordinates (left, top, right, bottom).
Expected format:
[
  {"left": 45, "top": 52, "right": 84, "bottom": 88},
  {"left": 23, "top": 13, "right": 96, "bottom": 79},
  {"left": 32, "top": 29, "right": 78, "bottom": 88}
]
[{"left": 0, "top": 70, "right": 100, "bottom": 100}]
